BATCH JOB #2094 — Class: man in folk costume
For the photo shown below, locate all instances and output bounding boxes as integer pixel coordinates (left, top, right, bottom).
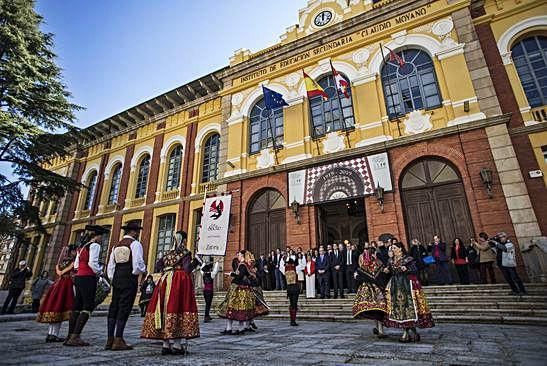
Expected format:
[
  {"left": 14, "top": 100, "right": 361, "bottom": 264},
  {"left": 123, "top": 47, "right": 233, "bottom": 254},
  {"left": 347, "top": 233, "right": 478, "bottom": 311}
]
[
  {"left": 141, "top": 231, "right": 200, "bottom": 356},
  {"left": 65, "top": 225, "right": 109, "bottom": 347},
  {"left": 200, "top": 257, "right": 220, "bottom": 323},
  {"left": 284, "top": 258, "right": 300, "bottom": 326},
  {"left": 105, "top": 222, "right": 147, "bottom": 351}
]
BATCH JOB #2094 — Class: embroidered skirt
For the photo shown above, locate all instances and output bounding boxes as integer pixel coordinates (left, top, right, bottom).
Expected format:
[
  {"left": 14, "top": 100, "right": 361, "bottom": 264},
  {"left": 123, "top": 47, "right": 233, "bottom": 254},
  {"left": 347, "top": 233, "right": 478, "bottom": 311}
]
[
  {"left": 217, "top": 283, "right": 256, "bottom": 321},
  {"left": 141, "top": 269, "right": 200, "bottom": 340},
  {"left": 36, "top": 276, "right": 74, "bottom": 323},
  {"left": 383, "top": 274, "right": 434, "bottom": 329},
  {"left": 352, "top": 281, "right": 387, "bottom": 321}
]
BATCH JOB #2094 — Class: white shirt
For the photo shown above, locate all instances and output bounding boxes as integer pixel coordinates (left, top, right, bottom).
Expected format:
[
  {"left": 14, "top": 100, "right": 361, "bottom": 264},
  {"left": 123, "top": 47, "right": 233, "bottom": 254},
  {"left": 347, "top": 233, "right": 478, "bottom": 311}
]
[
  {"left": 297, "top": 257, "right": 307, "bottom": 272},
  {"left": 74, "top": 242, "right": 101, "bottom": 275},
  {"left": 200, "top": 262, "right": 220, "bottom": 279},
  {"left": 107, "top": 235, "right": 147, "bottom": 280}
]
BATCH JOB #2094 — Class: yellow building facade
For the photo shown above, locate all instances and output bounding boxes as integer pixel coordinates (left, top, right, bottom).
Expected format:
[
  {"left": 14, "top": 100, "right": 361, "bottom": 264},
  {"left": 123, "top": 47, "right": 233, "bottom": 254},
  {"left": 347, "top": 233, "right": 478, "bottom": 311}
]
[{"left": 9, "top": 0, "right": 546, "bottom": 290}]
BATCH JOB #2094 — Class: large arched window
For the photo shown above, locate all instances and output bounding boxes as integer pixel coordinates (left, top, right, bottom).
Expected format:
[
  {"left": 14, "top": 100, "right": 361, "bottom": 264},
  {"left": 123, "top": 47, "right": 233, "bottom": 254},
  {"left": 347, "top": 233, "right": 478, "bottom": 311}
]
[
  {"left": 249, "top": 98, "right": 284, "bottom": 154},
  {"left": 511, "top": 36, "right": 546, "bottom": 108},
  {"left": 201, "top": 133, "right": 220, "bottom": 183},
  {"left": 83, "top": 171, "right": 97, "bottom": 210},
  {"left": 108, "top": 163, "right": 122, "bottom": 205},
  {"left": 155, "top": 214, "right": 176, "bottom": 263},
  {"left": 165, "top": 145, "right": 183, "bottom": 191},
  {"left": 135, "top": 155, "right": 150, "bottom": 198},
  {"left": 381, "top": 49, "right": 441, "bottom": 119},
  {"left": 310, "top": 74, "right": 355, "bottom": 137}
]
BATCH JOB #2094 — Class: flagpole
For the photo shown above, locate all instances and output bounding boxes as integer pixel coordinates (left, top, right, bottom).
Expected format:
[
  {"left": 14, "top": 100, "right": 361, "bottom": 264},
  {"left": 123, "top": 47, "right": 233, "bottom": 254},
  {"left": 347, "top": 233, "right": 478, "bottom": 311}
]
[
  {"left": 379, "top": 43, "right": 402, "bottom": 137},
  {"left": 266, "top": 109, "right": 279, "bottom": 166},
  {"left": 330, "top": 61, "right": 351, "bottom": 149}
]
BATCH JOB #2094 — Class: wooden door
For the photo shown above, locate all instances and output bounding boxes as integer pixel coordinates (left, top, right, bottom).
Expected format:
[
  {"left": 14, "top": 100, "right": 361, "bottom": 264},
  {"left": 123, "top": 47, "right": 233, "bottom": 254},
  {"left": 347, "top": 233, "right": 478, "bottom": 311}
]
[
  {"left": 401, "top": 158, "right": 474, "bottom": 246},
  {"left": 246, "top": 189, "right": 286, "bottom": 256}
]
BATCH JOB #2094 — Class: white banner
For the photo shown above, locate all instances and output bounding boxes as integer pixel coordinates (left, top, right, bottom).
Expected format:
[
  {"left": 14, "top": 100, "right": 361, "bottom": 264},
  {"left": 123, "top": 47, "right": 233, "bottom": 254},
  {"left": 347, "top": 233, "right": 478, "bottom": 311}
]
[
  {"left": 197, "top": 195, "right": 232, "bottom": 256},
  {"left": 367, "top": 152, "right": 393, "bottom": 191},
  {"left": 288, "top": 170, "right": 306, "bottom": 205}
]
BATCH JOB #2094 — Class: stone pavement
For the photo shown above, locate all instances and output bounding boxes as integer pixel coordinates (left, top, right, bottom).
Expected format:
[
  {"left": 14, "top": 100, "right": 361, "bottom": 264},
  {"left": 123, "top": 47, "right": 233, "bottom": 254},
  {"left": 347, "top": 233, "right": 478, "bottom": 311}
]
[{"left": 0, "top": 315, "right": 546, "bottom": 365}]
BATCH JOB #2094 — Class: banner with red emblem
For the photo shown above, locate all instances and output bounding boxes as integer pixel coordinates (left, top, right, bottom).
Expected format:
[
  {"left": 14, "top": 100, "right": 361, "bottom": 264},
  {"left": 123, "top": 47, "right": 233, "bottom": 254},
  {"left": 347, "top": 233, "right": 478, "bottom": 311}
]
[{"left": 197, "top": 195, "right": 232, "bottom": 256}]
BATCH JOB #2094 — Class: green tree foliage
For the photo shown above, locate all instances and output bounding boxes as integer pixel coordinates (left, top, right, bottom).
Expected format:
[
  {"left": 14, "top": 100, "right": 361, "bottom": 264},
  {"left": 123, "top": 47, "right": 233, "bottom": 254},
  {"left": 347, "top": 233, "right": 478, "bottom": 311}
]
[{"left": 0, "top": 0, "right": 82, "bottom": 239}]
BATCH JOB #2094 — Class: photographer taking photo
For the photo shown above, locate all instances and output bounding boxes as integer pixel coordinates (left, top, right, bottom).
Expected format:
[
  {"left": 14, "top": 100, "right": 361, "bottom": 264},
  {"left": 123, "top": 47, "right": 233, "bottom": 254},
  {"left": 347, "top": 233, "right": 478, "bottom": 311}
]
[{"left": 489, "top": 232, "right": 526, "bottom": 295}]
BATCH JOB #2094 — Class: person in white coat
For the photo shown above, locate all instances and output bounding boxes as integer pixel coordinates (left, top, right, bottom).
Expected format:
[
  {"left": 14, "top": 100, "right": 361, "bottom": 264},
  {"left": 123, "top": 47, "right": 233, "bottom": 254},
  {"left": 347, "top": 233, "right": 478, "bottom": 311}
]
[
  {"left": 304, "top": 254, "right": 316, "bottom": 298},
  {"left": 296, "top": 253, "right": 307, "bottom": 294}
]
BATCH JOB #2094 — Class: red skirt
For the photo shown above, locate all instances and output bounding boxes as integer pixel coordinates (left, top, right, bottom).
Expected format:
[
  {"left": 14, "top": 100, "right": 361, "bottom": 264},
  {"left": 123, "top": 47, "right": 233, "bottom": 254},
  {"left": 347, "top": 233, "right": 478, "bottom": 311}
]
[
  {"left": 36, "top": 276, "right": 74, "bottom": 323},
  {"left": 141, "top": 269, "right": 200, "bottom": 340}
]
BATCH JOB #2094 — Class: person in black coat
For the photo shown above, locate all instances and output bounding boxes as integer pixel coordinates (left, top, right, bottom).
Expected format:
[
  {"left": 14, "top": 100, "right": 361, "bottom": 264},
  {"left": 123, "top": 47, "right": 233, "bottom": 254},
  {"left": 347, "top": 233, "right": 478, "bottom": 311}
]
[
  {"left": 343, "top": 242, "right": 360, "bottom": 293},
  {"left": 266, "top": 251, "right": 276, "bottom": 291},
  {"left": 1, "top": 260, "right": 33, "bottom": 314},
  {"left": 409, "top": 239, "right": 428, "bottom": 286},
  {"left": 315, "top": 247, "right": 330, "bottom": 299},
  {"left": 329, "top": 245, "right": 345, "bottom": 299},
  {"left": 256, "top": 255, "right": 267, "bottom": 290}
]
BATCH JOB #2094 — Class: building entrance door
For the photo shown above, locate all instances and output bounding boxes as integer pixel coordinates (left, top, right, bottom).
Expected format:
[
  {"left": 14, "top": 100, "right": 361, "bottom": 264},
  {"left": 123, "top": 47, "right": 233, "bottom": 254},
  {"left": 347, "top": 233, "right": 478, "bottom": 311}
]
[
  {"left": 316, "top": 198, "right": 367, "bottom": 249},
  {"left": 247, "top": 189, "right": 286, "bottom": 256}
]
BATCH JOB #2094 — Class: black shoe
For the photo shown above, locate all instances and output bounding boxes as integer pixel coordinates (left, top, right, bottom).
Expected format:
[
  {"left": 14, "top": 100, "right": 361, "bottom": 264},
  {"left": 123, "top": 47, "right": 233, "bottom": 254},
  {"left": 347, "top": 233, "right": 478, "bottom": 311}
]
[
  {"left": 46, "top": 335, "right": 54, "bottom": 343},
  {"left": 341, "top": 295, "right": 346, "bottom": 299},
  {"left": 161, "top": 347, "right": 172, "bottom": 355},
  {"left": 246, "top": 327, "right": 255, "bottom": 332},
  {"left": 250, "top": 322, "right": 257, "bottom": 330},
  {"left": 290, "top": 321, "right": 299, "bottom": 326},
  {"left": 373, "top": 328, "right": 379, "bottom": 335},
  {"left": 320, "top": 296, "right": 325, "bottom": 299},
  {"left": 220, "top": 330, "right": 233, "bottom": 335},
  {"left": 51, "top": 336, "right": 65, "bottom": 343},
  {"left": 171, "top": 347, "right": 185, "bottom": 355}
]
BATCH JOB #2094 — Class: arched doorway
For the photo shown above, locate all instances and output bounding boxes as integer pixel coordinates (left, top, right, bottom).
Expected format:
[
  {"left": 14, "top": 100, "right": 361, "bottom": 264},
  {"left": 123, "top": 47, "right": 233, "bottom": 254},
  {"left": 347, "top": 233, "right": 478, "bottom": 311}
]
[
  {"left": 400, "top": 158, "right": 474, "bottom": 246},
  {"left": 247, "top": 189, "right": 286, "bottom": 256}
]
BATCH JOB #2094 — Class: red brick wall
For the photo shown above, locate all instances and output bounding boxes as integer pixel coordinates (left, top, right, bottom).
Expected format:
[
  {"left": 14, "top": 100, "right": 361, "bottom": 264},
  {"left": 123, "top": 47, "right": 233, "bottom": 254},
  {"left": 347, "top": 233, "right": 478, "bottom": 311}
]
[
  {"left": 109, "top": 144, "right": 135, "bottom": 250},
  {"left": 90, "top": 152, "right": 109, "bottom": 217},
  {"left": 179, "top": 122, "right": 197, "bottom": 231}
]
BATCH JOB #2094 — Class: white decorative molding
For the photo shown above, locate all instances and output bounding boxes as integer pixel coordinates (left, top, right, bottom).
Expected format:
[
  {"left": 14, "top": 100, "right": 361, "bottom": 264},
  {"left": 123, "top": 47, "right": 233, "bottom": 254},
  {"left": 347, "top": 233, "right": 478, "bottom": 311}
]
[
  {"left": 282, "top": 154, "right": 312, "bottom": 164},
  {"left": 436, "top": 43, "right": 465, "bottom": 60},
  {"left": 285, "top": 72, "right": 301, "bottom": 88},
  {"left": 287, "top": 96, "right": 305, "bottom": 106},
  {"left": 227, "top": 115, "right": 244, "bottom": 126},
  {"left": 391, "top": 30, "right": 407, "bottom": 45},
  {"left": 160, "top": 134, "right": 186, "bottom": 161},
  {"left": 284, "top": 140, "right": 305, "bottom": 149},
  {"left": 226, "top": 156, "right": 240, "bottom": 164},
  {"left": 451, "top": 97, "right": 478, "bottom": 108},
  {"left": 431, "top": 18, "right": 454, "bottom": 37},
  {"left": 231, "top": 93, "right": 244, "bottom": 106},
  {"left": 322, "top": 132, "right": 346, "bottom": 154},
  {"left": 497, "top": 16, "right": 547, "bottom": 65},
  {"left": 358, "top": 121, "right": 383, "bottom": 130},
  {"left": 82, "top": 163, "right": 100, "bottom": 184},
  {"left": 519, "top": 105, "right": 532, "bottom": 113},
  {"left": 223, "top": 169, "right": 247, "bottom": 178},
  {"left": 352, "top": 48, "right": 370, "bottom": 65},
  {"left": 104, "top": 155, "right": 124, "bottom": 179},
  {"left": 500, "top": 52, "right": 513, "bottom": 66},
  {"left": 352, "top": 73, "right": 377, "bottom": 86},
  {"left": 524, "top": 120, "right": 540, "bottom": 126},
  {"left": 446, "top": 112, "right": 486, "bottom": 126},
  {"left": 194, "top": 124, "right": 220, "bottom": 152},
  {"left": 403, "top": 110, "right": 433, "bottom": 134},
  {"left": 256, "top": 149, "right": 275, "bottom": 169},
  {"left": 355, "top": 135, "right": 393, "bottom": 147},
  {"left": 131, "top": 146, "right": 153, "bottom": 172}
]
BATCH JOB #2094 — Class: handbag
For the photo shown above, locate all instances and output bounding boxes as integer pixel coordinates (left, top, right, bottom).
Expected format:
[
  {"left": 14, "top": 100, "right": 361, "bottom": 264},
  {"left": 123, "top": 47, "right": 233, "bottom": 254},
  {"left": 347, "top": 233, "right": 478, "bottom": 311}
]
[
  {"left": 423, "top": 255, "right": 436, "bottom": 265},
  {"left": 94, "top": 275, "right": 111, "bottom": 308}
]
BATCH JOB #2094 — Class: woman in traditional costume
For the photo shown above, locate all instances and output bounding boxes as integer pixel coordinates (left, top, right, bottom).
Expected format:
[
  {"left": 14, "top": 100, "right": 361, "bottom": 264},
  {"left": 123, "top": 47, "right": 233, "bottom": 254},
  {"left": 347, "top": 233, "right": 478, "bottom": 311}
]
[
  {"left": 36, "top": 244, "right": 77, "bottom": 342},
  {"left": 352, "top": 248, "right": 388, "bottom": 338},
  {"left": 217, "top": 250, "right": 256, "bottom": 335},
  {"left": 382, "top": 242, "right": 434, "bottom": 342},
  {"left": 141, "top": 231, "right": 200, "bottom": 356},
  {"left": 247, "top": 251, "right": 269, "bottom": 331}
]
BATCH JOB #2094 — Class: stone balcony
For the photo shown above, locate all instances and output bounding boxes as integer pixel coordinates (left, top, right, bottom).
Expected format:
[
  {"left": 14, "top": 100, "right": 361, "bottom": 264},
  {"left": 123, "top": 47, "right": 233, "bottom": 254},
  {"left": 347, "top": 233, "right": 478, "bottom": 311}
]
[
  {"left": 531, "top": 105, "right": 547, "bottom": 123},
  {"left": 198, "top": 181, "right": 217, "bottom": 195},
  {"left": 160, "top": 189, "right": 179, "bottom": 202}
]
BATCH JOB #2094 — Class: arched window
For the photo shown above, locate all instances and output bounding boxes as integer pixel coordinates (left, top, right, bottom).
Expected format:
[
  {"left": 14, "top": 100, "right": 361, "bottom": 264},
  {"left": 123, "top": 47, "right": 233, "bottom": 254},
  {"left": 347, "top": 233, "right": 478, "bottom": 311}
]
[
  {"left": 135, "top": 155, "right": 150, "bottom": 198},
  {"left": 381, "top": 49, "right": 441, "bottom": 119},
  {"left": 201, "top": 133, "right": 220, "bottom": 183},
  {"left": 310, "top": 74, "right": 355, "bottom": 137},
  {"left": 511, "top": 36, "right": 547, "bottom": 108},
  {"left": 165, "top": 145, "right": 183, "bottom": 191},
  {"left": 108, "top": 163, "right": 122, "bottom": 205},
  {"left": 83, "top": 171, "right": 97, "bottom": 210},
  {"left": 155, "top": 214, "right": 176, "bottom": 263},
  {"left": 249, "top": 98, "right": 284, "bottom": 154}
]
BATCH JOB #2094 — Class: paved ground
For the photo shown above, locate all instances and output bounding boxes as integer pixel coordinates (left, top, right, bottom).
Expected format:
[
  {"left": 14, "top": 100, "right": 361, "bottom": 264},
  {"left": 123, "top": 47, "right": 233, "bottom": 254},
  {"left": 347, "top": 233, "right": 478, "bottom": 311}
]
[{"left": 0, "top": 315, "right": 546, "bottom": 365}]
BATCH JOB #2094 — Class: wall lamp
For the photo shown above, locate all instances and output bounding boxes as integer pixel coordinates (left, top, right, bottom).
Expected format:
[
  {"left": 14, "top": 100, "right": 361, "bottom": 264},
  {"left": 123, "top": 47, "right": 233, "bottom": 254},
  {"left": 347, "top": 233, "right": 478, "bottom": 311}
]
[
  {"left": 290, "top": 199, "right": 301, "bottom": 224},
  {"left": 480, "top": 168, "right": 493, "bottom": 198},
  {"left": 374, "top": 186, "right": 385, "bottom": 213}
]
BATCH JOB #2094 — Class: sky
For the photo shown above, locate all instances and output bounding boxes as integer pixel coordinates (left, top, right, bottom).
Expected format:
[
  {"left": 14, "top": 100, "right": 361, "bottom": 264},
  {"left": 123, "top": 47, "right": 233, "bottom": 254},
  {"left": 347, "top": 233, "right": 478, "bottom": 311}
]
[{"left": 36, "top": 0, "right": 306, "bottom": 128}]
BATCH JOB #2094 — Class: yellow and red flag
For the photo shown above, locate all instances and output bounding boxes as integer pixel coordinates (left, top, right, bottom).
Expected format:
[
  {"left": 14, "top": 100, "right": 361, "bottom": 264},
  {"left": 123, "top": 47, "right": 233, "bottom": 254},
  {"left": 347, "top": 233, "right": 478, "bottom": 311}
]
[{"left": 303, "top": 71, "right": 328, "bottom": 101}]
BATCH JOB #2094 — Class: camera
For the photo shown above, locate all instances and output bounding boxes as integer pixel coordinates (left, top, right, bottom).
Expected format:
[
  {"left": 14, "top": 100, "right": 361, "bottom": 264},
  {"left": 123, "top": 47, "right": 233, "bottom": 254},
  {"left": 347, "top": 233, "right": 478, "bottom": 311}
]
[{"left": 488, "top": 235, "right": 500, "bottom": 247}]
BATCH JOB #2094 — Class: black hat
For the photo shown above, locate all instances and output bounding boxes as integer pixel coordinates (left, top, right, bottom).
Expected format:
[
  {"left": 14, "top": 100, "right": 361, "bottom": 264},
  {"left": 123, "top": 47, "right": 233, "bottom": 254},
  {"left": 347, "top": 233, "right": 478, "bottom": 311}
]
[
  {"left": 85, "top": 225, "right": 110, "bottom": 235},
  {"left": 121, "top": 222, "right": 144, "bottom": 231}
]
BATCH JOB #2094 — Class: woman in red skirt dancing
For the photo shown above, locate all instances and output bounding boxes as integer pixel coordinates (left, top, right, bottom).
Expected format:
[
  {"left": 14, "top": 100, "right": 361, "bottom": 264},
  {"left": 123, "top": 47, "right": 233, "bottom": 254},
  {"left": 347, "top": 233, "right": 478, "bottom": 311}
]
[
  {"left": 36, "top": 244, "right": 77, "bottom": 342},
  {"left": 141, "top": 231, "right": 200, "bottom": 356}
]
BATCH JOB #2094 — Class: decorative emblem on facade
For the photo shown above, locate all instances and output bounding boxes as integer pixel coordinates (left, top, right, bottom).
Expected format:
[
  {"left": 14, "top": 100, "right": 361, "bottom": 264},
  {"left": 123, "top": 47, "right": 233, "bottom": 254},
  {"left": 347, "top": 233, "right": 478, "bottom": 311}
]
[
  {"left": 285, "top": 73, "right": 301, "bottom": 88},
  {"left": 256, "top": 148, "right": 275, "bottom": 169},
  {"left": 322, "top": 132, "right": 346, "bottom": 154},
  {"left": 352, "top": 48, "right": 370, "bottom": 65},
  {"left": 431, "top": 18, "right": 454, "bottom": 37},
  {"left": 231, "top": 92, "right": 244, "bottom": 106},
  {"left": 403, "top": 110, "right": 433, "bottom": 135}
]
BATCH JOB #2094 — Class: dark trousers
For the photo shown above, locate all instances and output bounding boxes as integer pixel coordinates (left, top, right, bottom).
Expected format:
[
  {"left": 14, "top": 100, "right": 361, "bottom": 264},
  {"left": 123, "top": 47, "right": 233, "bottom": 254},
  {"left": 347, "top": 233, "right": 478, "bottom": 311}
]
[
  {"left": 434, "top": 261, "right": 452, "bottom": 285},
  {"left": 501, "top": 266, "right": 526, "bottom": 293},
  {"left": 345, "top": 266, "right": 356, "bottom": 293},
  {"left": 288, "top": 289, "right": 299, "bottom": 310},
  {"left": 32, "top": 299, "right": 40, "bottom": 313},
  {"left": 479, "top": 262, "right": 496, "bottom": 284},
  {"left": 203, "top": 290, "right": 213, "bottom": 318},
  {"left": 417, "top": 268, "right": 429, "bottom": 286},
  {"left": 332, "top": 269, "right": 344, "bottom": 297},
  {"left": 1, "top": 288, "right": 23, "bottom": 314},
  {"left": 275, "top": 269, "right": 285, "bottom": 290},
  {"left": 455, "top": 264, "right": 470, "bottom": 285},
  {"left": 318, "top": 272, "right": 329, "bottom": 298},
  {"left": 74, "top": 276, "right": 97, "bottom": 312},
  {"left": 139, "top": 302, "right": 148, "bottom": 317},
  {"left": 108, "top": 282, "right": 138, "bottom": 322}
]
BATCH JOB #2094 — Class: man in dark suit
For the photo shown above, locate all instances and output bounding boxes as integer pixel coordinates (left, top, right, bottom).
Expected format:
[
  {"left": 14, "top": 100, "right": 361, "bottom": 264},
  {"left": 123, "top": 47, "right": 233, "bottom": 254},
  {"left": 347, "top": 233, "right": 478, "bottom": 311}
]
[
  {"left": 343, "top": 241, "right": 359, "bottom": 294},
  {"left": 315, "top": 246, "right": 330, "bottom": 299},
  {"left": 330, "top": 244, "right": 344, "bottom": 298},
  {"left": 256, "top": 255, "right": 267, "bottom": 289}
]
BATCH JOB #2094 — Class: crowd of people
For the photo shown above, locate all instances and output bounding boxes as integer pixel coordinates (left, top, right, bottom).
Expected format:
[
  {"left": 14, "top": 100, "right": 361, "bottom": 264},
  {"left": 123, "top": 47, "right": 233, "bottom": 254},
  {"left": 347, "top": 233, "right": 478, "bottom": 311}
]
[{"left": 0, "top": 225, "right": 528, "bottom": 355}]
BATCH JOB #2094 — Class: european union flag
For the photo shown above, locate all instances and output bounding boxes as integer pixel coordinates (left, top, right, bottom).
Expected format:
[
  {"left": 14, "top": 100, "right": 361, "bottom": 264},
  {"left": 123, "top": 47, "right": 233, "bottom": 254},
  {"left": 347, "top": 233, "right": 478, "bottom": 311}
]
[{"left": 262, "top": 86, "right": 289, "bottom": 110}]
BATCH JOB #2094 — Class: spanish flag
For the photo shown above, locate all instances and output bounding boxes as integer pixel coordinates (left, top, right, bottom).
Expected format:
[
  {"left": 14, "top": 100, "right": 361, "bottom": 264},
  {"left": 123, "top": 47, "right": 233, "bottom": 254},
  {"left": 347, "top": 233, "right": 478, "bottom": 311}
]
[{"left": 303, "top": 71, "right": 328, "bottom": 101}]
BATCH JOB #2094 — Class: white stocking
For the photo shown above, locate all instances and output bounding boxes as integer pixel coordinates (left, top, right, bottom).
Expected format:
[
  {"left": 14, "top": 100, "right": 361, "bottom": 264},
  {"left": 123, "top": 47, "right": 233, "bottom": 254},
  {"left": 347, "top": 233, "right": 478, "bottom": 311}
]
[
  {"left": 48, "top": 324, "right": 54, "bottom": 335},
  {"left": 162, "top": 340, "right": 170, "bottom": 348},
  {"left": 225, "top": 319, "right": 233, "bottom": 331},
  {"left": 172, "top": 338, "right": 182, "bottom": 350},
  {"left": 376, "top": 321, "right": 384, "bottom": 335},
  {"left": 238, "top": 321, "right": 245, "bottom": 331},
  {"left": 51, "top": 322, "right": 61, "bottom": 337}
]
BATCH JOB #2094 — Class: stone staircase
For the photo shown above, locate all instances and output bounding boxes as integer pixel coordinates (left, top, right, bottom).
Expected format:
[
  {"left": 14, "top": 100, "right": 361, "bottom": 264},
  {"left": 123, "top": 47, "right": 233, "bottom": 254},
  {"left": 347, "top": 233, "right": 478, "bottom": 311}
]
[{"left": 195, "top": 283, "right": 547, "bottom": 326}]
